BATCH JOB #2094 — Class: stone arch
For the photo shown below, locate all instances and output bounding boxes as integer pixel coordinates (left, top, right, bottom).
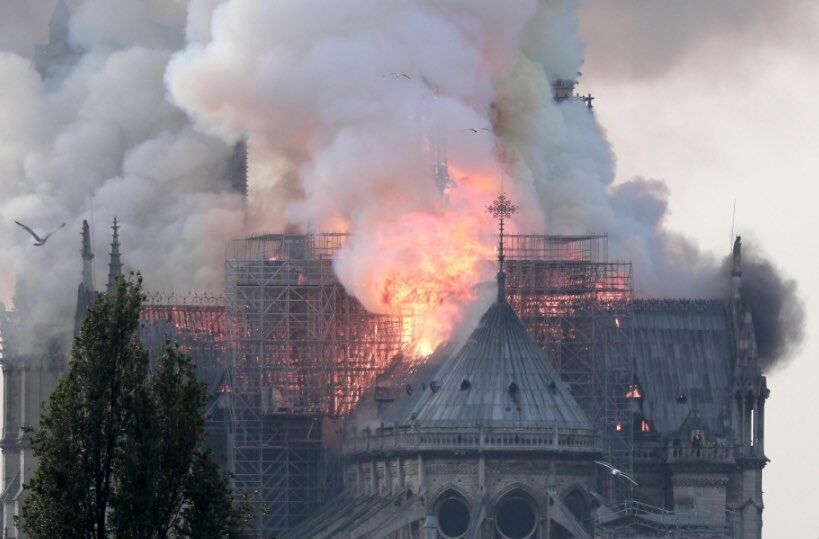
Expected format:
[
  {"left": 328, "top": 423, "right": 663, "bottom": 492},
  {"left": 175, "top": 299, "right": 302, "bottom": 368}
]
[
  {"left": 561, "top": 484, "right": 593, "bottom": 532},
  {"left": 490, "top": 482, "right": 545, "bottom": 514},
  {"left": 492, "top": 485, "right": 542, "bottom": 539},
  {"left": 433, "top": 487, "right": 472, "bottom": 539}
]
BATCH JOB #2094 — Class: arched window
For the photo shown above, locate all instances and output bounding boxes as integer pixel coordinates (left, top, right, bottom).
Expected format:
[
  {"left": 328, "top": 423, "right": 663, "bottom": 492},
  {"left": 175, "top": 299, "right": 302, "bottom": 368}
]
[
  {"left": 495, "top": 491, "right": 538, "bottom": 539},
  {"left": 435, "top": 490, "right": 470, "bottom": 538}
]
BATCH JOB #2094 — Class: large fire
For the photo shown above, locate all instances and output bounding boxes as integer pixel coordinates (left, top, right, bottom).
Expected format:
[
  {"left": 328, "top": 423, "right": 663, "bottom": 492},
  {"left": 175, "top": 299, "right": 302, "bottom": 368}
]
[
  {"left": 337, "top": 209, "right": 495, "bottom": 357},
  {"left": 332, "top": 161, "right": 509, "bottom": 357}
]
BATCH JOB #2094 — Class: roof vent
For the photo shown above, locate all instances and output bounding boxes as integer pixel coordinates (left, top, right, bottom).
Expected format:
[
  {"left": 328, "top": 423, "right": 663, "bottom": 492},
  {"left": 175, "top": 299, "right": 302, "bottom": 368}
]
[
  {"left": 508, "top": 381, "right": 518, "bottom": 396},
  {"left": 460, "top": 379, "right": 471, "bottom": 391},
  {"left": 507, "top": 382, "right": 521, "bottom": 409}
]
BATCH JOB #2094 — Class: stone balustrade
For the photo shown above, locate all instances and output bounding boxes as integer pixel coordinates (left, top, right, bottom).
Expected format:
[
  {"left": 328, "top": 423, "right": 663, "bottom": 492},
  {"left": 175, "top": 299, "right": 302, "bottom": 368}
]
[{"left": 343, "top": 425, "right": 601, "bottom": 456}]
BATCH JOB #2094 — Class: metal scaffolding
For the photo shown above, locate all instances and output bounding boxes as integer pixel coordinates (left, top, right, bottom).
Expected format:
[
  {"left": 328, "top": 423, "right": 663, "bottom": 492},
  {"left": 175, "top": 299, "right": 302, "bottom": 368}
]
[
  {"left": 139, "top": 297, "right": 231, "bottom": 465},
  {"left": 225, "top": 234, "right": 404, "bottom": 536},
  {"left": 224, "top": 233, "right": 635, "bottom": 537},
  {"left": 503, "top": 234, "right": 635, "bottom": 502}
]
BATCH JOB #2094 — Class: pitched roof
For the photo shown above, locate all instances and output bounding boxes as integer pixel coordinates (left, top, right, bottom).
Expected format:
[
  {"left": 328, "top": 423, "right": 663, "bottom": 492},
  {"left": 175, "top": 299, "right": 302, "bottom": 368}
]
[
  {"left": 407, "top": 296, "right": 592, "bottom": 430},
  {"left": 632, "top": 300, "right": 733, "bottom": 435}
]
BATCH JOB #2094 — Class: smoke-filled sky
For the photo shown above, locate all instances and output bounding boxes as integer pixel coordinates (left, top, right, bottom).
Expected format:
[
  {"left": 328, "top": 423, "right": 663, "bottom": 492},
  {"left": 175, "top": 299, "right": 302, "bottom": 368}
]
[{"left": 0, "top": 1, "right": 816, "bottom": 536}]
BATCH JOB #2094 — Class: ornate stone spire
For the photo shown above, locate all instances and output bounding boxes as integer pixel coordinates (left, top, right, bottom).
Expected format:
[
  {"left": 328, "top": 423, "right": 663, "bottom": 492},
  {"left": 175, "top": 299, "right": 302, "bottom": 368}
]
[
  {"left": 75, "top": 220, "right": 97, "bottom": 336},
  {"left": 486, "top": 192, "right": 517, "bottom": 301},
  {"left": 81, "top": 220, "right": 94, "bottom": 290},
  {"left": 106, "top": 218, "right": 122, "bottom": 293}
]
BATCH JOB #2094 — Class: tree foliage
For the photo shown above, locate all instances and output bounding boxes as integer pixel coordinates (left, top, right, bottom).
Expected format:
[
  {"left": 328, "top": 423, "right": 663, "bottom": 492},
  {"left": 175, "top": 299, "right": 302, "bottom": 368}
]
[{"left": 19, "top": 275, "right": 247, "bottom": 538}]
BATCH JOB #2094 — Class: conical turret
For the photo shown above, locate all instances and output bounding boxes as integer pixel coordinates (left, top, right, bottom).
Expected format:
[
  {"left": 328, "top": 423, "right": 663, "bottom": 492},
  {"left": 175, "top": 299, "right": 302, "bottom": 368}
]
[
  {"left": 106, "top": 218, "right": 122, "bottom": 293},
  {"left": 405, "top": 193, "right": 593, "bottom": 430}
]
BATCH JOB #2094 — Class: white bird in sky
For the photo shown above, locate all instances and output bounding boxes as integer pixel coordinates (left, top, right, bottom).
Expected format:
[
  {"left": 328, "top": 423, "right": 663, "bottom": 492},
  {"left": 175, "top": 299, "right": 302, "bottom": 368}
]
[
  {"left": 594, "top": 460, "right": 639, "bottom": 486},
  {"left": 389, "top": 72, "right": 412, "bottom": 80},
  {"left": 14, "top": 220, "right": 66, "bottom": 246}
]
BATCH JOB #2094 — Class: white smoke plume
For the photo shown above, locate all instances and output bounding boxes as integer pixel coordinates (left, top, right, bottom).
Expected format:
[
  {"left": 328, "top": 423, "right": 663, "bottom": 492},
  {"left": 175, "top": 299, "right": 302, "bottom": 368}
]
[
  {"left": 0, "top": 0, "right": 245, "bottom": 352},
  {"left": 166, "top": 0, "right": 803, "bottom": 366},
  {"left": 1, "top": 1, "right": 803, "bottom": 367}
]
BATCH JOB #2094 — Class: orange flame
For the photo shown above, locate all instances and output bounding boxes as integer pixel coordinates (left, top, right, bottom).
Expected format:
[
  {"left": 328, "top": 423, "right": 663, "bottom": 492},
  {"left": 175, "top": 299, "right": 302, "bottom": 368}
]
[
  {"left": 353, "top": 210, "right": 494, "bottom": 355},
  {"left": 335, "top": 173, "right": 502, "bottom": 357}
]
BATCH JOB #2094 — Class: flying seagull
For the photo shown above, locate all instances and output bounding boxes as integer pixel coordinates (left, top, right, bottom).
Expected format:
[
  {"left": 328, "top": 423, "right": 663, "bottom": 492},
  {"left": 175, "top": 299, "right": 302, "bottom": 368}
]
[
  {"left": 594, "top": 460, "right": 639, "bottom": 486},
  {"left": 14, "top": 220, "right": 66, "bottom": 246},
  {"left": 467, "top": 127, "right": 492, "bottom": 133},
  {"left": 390, "top": 72, "right": 411, "bottom": 80}
]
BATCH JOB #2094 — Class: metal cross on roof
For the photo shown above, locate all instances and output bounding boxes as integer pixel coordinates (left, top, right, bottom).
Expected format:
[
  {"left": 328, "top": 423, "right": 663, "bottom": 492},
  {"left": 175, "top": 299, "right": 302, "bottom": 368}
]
[
  {"left": 486, "top": 191, "right": 518, "bottom": 298},
  {"left": 486, "top": 192, "right": 518, "bottom": 222}
]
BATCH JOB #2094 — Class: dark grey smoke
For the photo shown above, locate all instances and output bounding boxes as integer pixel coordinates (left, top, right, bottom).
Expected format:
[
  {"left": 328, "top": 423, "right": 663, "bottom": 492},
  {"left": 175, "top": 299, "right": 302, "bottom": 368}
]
[
  {"left": 610, "top": 179, "right": 804, "bottom": 371},
  {"left": 578, "top": 0, "right": 817, "bottom": 79},
  {"left": 726, "top": 243, "right": 805, "bottom": 372}
]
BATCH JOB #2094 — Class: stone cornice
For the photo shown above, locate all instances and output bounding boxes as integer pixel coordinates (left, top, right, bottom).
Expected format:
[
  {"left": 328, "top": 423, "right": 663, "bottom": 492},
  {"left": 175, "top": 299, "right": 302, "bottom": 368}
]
[{"left": 671, "top": 475, "right": 729, "bottom": 488}]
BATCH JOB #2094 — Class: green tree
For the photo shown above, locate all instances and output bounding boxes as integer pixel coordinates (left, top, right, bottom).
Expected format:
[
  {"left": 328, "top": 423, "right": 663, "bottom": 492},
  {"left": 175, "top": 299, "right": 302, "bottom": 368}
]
[{"left": 19, "top": 275, "right": 246, "bottom": 537}]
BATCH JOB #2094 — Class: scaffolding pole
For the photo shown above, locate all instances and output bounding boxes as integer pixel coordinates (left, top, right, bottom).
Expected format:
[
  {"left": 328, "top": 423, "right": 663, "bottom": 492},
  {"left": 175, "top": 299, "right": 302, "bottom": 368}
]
[{"left": 503, "top": 234, "right": 635, "bottom": 503}]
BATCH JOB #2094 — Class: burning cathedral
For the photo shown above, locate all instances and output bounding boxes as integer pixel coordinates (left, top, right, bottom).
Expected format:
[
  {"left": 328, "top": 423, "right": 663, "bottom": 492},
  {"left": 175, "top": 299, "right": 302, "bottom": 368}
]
[{"left": 0, "top": 3, "right": 773, "bottom": 539}]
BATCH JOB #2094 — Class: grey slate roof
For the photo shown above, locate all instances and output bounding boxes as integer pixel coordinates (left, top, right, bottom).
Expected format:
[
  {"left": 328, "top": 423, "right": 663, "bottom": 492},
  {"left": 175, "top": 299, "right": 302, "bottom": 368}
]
[
  {"left": 407, "top": 296, "right": 593, "bottom": 430},
  {"left": 282, "top": 488, "right": 425, "bottom": 539},
  {"left": 632, "top": 300, "right": 733, "bottom": 435}
]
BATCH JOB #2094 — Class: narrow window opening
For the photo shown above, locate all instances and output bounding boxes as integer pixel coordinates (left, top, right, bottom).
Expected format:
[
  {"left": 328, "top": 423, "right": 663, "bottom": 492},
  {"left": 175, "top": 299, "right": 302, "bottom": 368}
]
[{"left": 750, "top": 408, "right": 755, "bottom": 447}]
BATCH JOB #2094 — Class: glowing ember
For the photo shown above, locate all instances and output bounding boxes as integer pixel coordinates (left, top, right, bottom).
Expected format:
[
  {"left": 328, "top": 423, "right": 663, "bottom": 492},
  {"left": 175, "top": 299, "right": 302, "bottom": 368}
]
[{"left": 625, "top": 384, "right": 642, "bottom": 399}]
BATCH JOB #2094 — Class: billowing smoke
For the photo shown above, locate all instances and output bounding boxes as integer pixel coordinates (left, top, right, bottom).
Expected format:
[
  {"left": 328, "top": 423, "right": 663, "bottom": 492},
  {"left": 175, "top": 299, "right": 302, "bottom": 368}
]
[
  {"left": 730, "top": 244, "right": 806, "bottom": 371},
  {"left": 579, "top": 0, "right": 818, "bottom": 80},
  {"left": 0, "top": 0, "right": 245, "bottom": 353},
  {"left": 1, "top": 1, "right": 803, "bottom": 369},
  {"left": 166, "top": 0, "right": 803, "bottom": 368},
  {"left": 167, "top": 0, "right": 549, "bottom": 351}
]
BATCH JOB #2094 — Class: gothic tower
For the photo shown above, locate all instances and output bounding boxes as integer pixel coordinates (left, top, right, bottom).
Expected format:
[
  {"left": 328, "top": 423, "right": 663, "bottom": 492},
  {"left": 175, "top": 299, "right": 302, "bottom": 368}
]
[
  {"left": 727, "top": 237, "right": 768, "bottom": 539},
  {"left": 106, "top": 218, "right": 123, "bottom": 294},
  {"left": 34, "top": 0, "right": 77, "bottom": 79},
  {"left": 74, "top": 220, "right": 95, "bottom": 336}
]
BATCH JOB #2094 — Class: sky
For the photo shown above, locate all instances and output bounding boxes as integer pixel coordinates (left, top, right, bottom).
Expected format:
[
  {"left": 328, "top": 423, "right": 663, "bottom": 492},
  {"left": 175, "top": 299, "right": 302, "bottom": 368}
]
[{"left": 579, "top": 2, "right": 819, "bottom": 537}]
